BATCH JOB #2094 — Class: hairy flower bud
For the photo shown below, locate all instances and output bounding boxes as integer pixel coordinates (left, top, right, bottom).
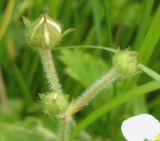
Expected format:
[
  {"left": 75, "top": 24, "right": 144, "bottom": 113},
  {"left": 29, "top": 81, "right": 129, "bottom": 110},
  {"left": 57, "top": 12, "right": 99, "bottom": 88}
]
[
  {"left": 113, "top": 49, "right": 138, "bottom": 76},
  {"left": 40, "top": 92, "right": 68, "bottom": 117},
  {"left": 23, "top": 13, "right": 61, "bottom": 49}
]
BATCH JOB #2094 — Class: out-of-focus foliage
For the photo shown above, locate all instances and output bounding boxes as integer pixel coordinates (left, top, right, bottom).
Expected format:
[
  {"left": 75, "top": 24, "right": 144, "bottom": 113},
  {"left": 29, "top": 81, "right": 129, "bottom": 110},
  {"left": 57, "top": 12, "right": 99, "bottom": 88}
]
[
  {"left": 0, "top": 0, "right": 160, "bottom": 141},
  {"left": 59, "top": 50, "right": 109, "bottom": 87}
]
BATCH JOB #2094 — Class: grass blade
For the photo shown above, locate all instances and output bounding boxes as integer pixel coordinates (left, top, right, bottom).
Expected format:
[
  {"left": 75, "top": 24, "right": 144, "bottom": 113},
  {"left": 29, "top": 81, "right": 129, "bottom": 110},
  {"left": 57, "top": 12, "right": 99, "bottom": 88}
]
[
  {"left": 134, "top": 0, "right": 154, "bottom": 50},
  {"left": 0, "top": 0, "right": 14, "bottom": 41},
  {"left": 103, "top": 0, "right": 113, "bottom": 46},
  {"left": 90, "top": 0, "right": 103, "bottom": 45},
  {"left": 12, "top": 64, "right": 31, "bottom": 104},
  {"left": 138, "top": 7, "right": 160, "bottom": 65}
]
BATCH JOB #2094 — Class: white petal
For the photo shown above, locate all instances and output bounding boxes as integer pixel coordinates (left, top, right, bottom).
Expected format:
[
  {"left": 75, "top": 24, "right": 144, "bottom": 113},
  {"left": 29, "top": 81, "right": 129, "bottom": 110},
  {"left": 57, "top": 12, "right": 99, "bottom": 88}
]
[
  {"left": 121, "top": 114, "right": 160, "bottom": 141},
  {"left": 47, "top": 19, "right": 61, "bottom": 33},
  {"left": 31, "top": 17, "right": 44, "bottom": 39},
  {"left": 44, "top": 23, "right": 50, "bottom": 46}
]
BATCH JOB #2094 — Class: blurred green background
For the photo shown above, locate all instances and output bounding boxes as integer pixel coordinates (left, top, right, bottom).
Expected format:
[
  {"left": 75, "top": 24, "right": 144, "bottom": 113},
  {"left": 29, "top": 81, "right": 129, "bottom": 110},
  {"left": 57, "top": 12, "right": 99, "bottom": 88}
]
[{"left": 0, "top": 0, "right": 160, "bottom": 141}]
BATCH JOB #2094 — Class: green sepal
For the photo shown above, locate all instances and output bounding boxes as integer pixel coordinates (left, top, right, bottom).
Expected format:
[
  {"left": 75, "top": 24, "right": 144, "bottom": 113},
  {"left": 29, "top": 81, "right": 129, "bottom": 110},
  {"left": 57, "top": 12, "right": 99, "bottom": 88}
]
[
  {"left": 22, "top": 16, "right": 31, "bottom": 28},
  {"left": 113, "top": 48, "right": 138, "bottom": 77},
  {"left": 39, "top": 92, "right": 68, "bottom": 118}
]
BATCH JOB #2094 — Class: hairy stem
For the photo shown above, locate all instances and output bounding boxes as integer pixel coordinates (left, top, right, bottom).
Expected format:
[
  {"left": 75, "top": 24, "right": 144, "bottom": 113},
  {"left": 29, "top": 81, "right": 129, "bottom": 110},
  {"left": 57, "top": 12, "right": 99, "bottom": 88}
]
[
  {"left": 59, "top": 119, "right": 70, "bottom": 141},
  {"left": 38, "top": 49, "right": 63, "bottom": 94},
  {"left": 65, "top": 67, "right": 119, "bottom": 118}
]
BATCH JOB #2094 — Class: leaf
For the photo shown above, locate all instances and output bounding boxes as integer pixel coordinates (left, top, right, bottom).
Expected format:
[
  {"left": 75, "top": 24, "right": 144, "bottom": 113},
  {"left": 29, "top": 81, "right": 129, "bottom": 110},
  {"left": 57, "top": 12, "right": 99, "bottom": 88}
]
[
  {"left": 59, "top": 50, "right": 109, "bottom": 87},
  {"left": 0, "top": 118, "right": 57, "bottom": 141},
  {"left": 90, "top": 0, "right": 103, "bottom": 45},
  {"left": 62, "top": 28, "right": 76, "bottom": 37},
  {"left": 0, "top": 0, "right": 14, "bottom": 41},
  {"left": 134, "top": 0, "right": 154, "bottom": 50},
  {"left": 138, "top": 7, "right": 160, "bottom": 65}
]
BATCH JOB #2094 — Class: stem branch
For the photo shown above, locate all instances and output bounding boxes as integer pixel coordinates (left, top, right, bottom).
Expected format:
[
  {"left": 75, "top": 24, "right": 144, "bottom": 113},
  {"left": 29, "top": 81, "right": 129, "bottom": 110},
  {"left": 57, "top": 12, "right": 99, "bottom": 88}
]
[{"left": 65, "top": 67, "right": 119, "bottom": 119}]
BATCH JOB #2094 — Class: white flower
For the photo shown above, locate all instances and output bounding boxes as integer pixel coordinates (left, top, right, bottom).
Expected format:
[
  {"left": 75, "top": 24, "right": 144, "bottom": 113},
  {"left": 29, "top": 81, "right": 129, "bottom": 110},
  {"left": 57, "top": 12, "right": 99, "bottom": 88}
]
[{"left": 121, "top": 114, "right": 160, "bottom": 141}]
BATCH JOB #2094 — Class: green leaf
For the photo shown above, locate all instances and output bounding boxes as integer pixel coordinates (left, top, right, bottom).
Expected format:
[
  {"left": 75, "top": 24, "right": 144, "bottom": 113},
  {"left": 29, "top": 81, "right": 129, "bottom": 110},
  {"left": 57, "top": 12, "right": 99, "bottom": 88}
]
[
  {"left": 0, "top": 117, "right": 57, "bottom": 141},
  {"left": 134, "top": 0, "right": 154, "bottom": 50},
  {"left": 103, "top": 0, "right": 113, "bottom": 46},
  {"left": 138, "top": 7, "right": 160, "bottom": 65},
  {"left": 59, "top": 50, "right": 109, "bottom": 87},
  {"left": 62, "top": 28, "right": 76, "bottom": 37},
  {"left": 90, "top": 0, "right": 103, "bottom": 45},
  {"left": 0, "top": 0, "right": 14, "bottom": 41}
]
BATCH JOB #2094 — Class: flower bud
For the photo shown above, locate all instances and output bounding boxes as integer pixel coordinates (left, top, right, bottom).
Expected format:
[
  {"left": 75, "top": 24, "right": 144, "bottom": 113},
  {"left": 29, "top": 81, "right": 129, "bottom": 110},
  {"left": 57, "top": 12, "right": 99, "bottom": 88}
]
[
  {"left": 113, "top": 49, "right": 138, "bottom": 76},
  {"left": 23, "top": 13, "right": 62, "bottom": 49},
  {"left": 39, "top": 92, "right": 68, "bottom": 117}
]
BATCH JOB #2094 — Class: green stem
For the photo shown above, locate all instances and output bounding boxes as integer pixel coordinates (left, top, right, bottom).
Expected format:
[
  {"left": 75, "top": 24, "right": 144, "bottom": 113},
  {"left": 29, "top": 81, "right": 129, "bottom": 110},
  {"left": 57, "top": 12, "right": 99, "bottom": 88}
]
[
  {"left": 137, "top": 63, "right": 160, "bottom": 82},
  {"left": 38, "top": 49, "right": 63, "bottom": 94},
  {"left": 54, "top": 45, "right": 116, "bottom": 53},
  {"left": 65, "top": 67, "right": 119, "bottom": 118},
  {"left": 59, "top": 120, "right": 69, "bottom": 141}
]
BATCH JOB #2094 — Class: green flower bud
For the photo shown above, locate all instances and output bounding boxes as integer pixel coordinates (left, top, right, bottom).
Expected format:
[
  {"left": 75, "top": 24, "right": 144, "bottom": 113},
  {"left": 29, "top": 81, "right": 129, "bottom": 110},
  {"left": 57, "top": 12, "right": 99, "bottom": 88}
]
[
  {"left": 23, "top": 13, "right": 62, "bottom": 49},
  {"left": 40, "top": 92, "right": 68, "bottom": 117},
  {"left": 113, "top": 49, "right": 138, "bottom": 76}
]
